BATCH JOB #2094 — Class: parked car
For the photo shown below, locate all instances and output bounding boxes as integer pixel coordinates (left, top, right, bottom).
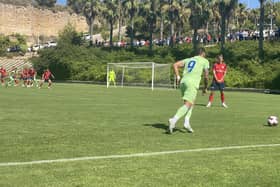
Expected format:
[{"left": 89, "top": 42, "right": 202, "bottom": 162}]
[
  {"left": 7, "top": 45, "right": 21, "bottom": 52},
  {"left": 83, "top": 34, "right": 91, "bottom": 40},
  {"left": 48, "top": 41, "right": 57, "bottom": 47},
  {"left": 31, "top": 44, "right": 41, "bottom": 52}
]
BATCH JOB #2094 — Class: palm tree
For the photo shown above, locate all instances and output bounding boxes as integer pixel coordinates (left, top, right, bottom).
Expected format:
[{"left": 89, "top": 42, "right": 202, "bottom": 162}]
[
  {"left": 157, "top": 0, "right": 169, "bottom": 42},
  {"left": 250, "top": 8, "right": 260, "bottom": 30},
  {"left": 102, "top": 0, "right": 119, "bottom": 47},
  {"left": 259, "top": 0, "right": 266, "bottom": 62},
  {"left": 140, "top": 0, "right": 158, "bottom": 51},
  {"left": 236, "top": 3, "right": 248, "bottom": 30},
  {"left": 67, "top": 0, "right": 101, "bottom": 45},
  {"left": 209, "top": 1, "right": 221, "bottom": 43},
  {"left": 176, "top": 0, "right": 190, "bottom": 39},
  {"left": 123, "top": 0, "right": 138, "bottom": 48},
  {"left": 117, "top": 0, "right": 126, "bottom": 42},
  {"left": 218, "top": 0, "right": 238, "bottom": 54},
  {"left": 168, "top": 0, "right": 180, "bottom": 47},
  {"left": 188, "top": 0, "right": 210, "bottom": 53}
]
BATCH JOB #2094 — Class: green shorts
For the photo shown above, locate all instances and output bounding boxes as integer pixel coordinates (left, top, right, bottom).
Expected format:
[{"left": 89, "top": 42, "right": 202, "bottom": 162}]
[{"left": 180, "top": 82, "right": 198, "bottom": 104}]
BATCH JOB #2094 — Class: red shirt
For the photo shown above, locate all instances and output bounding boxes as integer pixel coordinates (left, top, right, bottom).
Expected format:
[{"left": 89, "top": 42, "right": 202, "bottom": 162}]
[
  {"left": 0, "top": 68, "right": 7, "bottom": 77},
  {"left": 43, "top": 70, "right": 52, "bottom": 80},
  {"left": 213, "top": 63, "right": 227, "bottom": 82},
  {"left": 29, "top": 69, "right": 36, "bottom": 77},
  {"left": 22, "top": 69, "right": 29, "bottom": 77}
]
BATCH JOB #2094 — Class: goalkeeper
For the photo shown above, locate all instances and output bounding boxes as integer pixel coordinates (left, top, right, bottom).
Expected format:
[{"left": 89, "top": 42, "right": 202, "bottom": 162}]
[
  {"left": 168, "top": 48, "right": 209, "bottom": 133},
  {"left": 108, "top": 69, "right": 116, "bottom": 87}
]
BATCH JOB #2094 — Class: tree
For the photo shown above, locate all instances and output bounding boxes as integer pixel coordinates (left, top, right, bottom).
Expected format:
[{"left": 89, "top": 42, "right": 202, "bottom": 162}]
[
  {"left": 218, "top": 0, "right": 238, "bottom": 54},
  {"left": 67, "top": 0, "right": 101, "bottom": 45},
  {"left": 176, "top": 0, "right": 190, "bottom": 39},
  {"left": 123, "top": 0, "right": 138, "bottom": 48},
  {"left": 0, "top": 35, "right": 10, "bottom": 56},
  {"left": 188, "top": 0, "right": 210, "bottom": 53},
  {"left": 58, "top": 24, "right": 83, "bottom": 46},
  {"left": 102, "top": 0, "right": 119, "bottom": 47},
  {"left": 258, "top": 0, "right": 266, "bottom": 62},
  {"left": 236, "top": 3, "right": 248, "bottom": 30},
  {"left": 35, "top": 0, "right": 56, "bottom": 7},
  {"left": 139, "top": 0, "right": 158, "bottom": 51}
]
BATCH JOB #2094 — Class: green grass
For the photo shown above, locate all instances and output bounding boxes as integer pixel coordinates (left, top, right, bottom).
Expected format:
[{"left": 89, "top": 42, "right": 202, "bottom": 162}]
[{"left": 0, "top": 84, "right": 279, "bottom": 187}]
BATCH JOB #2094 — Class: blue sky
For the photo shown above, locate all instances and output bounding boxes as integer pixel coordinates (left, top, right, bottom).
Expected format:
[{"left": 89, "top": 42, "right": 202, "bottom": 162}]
[{"left": 57, "top": 0, "right": 280, "bottom": 9}]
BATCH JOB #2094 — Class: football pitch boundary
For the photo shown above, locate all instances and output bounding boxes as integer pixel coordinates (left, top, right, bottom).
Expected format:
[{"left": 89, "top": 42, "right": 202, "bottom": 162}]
[{"left": 1, "top": 143, "right": 280, "bottom": 167}]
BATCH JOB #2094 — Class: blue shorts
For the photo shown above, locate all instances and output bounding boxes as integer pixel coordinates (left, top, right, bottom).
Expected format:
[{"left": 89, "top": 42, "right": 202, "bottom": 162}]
[{"left": 210, "top": 80, "right": 225, "bottom": 91}]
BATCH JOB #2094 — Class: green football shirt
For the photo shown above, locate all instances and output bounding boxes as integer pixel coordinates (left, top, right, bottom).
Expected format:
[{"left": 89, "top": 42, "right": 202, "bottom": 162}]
[{"left": 180, "top": 56, "right": 209, "bottom": 88}]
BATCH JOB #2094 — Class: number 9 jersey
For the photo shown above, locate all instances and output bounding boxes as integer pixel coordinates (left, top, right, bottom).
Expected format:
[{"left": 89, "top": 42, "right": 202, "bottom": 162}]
[{"left": 181, "top": 56, "right": 210, "bottom": 88}]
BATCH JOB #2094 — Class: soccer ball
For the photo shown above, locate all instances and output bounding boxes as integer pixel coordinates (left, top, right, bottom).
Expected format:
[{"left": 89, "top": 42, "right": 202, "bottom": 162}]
[{"left": 267, "top": 116, "right": 278, "bottom": 126}]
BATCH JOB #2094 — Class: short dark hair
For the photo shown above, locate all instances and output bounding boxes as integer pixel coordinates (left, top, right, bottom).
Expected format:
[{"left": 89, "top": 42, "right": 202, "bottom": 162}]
[{"left": 198, "top": 48, "right": 206, "bottom": 55}]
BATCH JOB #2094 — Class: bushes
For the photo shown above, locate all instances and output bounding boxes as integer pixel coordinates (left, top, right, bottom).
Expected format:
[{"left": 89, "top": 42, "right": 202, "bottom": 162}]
[{"left": 30, "top": 25, "right": 280, "bottom": 89}]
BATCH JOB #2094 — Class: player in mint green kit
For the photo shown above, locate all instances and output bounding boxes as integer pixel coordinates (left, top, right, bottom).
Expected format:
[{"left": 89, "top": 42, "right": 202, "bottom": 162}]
[{"left": 169, "top": 48, "right": 209, "bottom": 133}]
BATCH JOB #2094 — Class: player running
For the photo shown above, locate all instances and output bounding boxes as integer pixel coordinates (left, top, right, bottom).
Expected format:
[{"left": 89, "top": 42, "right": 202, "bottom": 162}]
[
  {"left": 169, "top": 48, "right": 209, "bottom": 133},
  {"left": 39, "top": 68, "right": 55, "bottom": 89},
  {"left": 206, "top": 54, "right": 228, "bottom": 108},
  {"left": 108, "top": 69, "right": 116, "bottom": 87}
]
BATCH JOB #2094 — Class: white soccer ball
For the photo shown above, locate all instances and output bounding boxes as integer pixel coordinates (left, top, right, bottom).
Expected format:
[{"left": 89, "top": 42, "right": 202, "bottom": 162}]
[{"left": 267, "top": 116, "right": 278, "bottom": 126}]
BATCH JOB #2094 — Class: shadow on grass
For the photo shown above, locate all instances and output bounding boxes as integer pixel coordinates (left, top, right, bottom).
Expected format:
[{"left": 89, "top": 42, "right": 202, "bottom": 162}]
[
  {"left": 143, "top": 123, "right": 185, "bottom": 134},
  {"left": 263, "top": 123, "right": 278, "bottom": 127},
  {"left": 195, "top": 103, "right": 207, "bottom": 107}
]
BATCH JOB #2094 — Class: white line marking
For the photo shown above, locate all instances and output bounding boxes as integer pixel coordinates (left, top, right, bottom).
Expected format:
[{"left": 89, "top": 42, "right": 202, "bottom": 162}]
[{"left": 1, "top": 144, "right": 280, "bottom": 167}]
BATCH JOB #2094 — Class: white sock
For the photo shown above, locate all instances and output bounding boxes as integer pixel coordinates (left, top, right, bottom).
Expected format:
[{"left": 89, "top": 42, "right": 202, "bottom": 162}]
[
  {"left": 184, "top": 116, "right": 191, "bottom": 128},
  {"left": 170, "top": 116, "right": 179, "bottom": 124}
]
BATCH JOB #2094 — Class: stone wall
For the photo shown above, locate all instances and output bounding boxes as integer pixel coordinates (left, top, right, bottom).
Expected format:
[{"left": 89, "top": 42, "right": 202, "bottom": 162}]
[{"left": 0, "top": 3, "right": 88, "bottom": 42}]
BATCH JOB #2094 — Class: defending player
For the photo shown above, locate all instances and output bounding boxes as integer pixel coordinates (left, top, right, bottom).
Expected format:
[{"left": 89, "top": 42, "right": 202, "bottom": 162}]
[
  {"left": 28, "top": 67, "right": 37, "bottom": 87},
  {"left": 21, "top": 67, "right": 29, "bottom": 87},
  {"left": 39, "top": 68, "right": 55, "bottom": 89},
  {"left": 0, "top": 66, "right": 7, "bottom": 86},
  {"left": 108, "top": 69, "right": 116, "bottom": 87},
  {"left": 206, "top": 54, "right": 228, "bottom": 108},
  {"left": 169, "top": 48, "right": 209, "bottom": 133}
]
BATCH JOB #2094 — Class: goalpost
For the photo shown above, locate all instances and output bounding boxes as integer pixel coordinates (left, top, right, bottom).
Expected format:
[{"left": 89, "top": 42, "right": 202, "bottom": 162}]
[{"left": 107, "top": 62, "right": 171, "bottom": 90}]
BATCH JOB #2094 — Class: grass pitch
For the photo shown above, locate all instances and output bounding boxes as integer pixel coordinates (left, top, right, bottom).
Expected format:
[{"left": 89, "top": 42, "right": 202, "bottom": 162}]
[{"left": 0, "top": 84, "right": 280, "bottom": 187}]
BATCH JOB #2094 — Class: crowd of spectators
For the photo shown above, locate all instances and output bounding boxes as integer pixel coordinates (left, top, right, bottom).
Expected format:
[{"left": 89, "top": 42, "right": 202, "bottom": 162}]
[{"left": 90, "top": 28, "right": 280, "bottom": 48}]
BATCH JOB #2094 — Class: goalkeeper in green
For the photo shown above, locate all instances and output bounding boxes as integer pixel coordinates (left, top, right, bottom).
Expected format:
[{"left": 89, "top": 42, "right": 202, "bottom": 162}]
[
  {"left": 108, "top": 69, "right": 116, "bottom": 87},
  {"left": 169, "top": 48, "right": 209, "bottom": 133}
]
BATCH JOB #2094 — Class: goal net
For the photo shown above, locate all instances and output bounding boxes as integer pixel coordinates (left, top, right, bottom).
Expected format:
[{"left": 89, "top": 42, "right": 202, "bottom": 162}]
[{"left": 107, "top": 62, "right": 171, "bottom": 89}]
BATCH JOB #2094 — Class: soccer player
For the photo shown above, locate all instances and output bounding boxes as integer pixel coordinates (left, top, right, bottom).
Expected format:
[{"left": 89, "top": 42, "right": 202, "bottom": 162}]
[
  {"left": 28, "top": 67, "right": 37, "bottom": 87},
  {"left": 7, "top": 66, "right": 18, "bottom": 87},
  {"left": 206, "top": 54, "right": 228, "bottom": 108},
  {"left": 108, "top": 69, "right": 116, "bottom": 87},
  {"left": 169, "top": 48, "right": 209, "bottom": 133},
  {"left": 21, "top": 67, "right": 29, "bottom": 87},
  {"left": 39, "top": 68, "right": 55, "bottom": 89},
  {"left": 0, "top": 66, "right": 7, "bottom": 86}
]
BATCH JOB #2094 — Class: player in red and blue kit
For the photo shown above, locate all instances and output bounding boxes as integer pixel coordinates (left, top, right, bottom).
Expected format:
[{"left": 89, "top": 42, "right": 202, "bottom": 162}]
[
  {"left": 206, "top": 54, "right": 228, "bottom": 108},
  {"left": 0, "top": 66, "right": 7, "bottom": 86},
  {"left": 39, "top": 68, "right": 55, "bottom": 89}
]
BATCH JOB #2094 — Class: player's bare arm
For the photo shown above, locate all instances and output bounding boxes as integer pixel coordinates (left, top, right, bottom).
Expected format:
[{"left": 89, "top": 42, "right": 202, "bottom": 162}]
[{"left": 173, "top": 60, "right": 184, "bottom": 84}]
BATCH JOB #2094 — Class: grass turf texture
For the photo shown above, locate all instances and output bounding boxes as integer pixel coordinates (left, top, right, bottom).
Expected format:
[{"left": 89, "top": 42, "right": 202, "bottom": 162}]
[{"left": 0, "top": 84, "right": 279, "bottom": 187}]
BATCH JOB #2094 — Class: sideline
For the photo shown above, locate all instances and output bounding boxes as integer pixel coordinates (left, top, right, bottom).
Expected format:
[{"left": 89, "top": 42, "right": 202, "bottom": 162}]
[{"left": 1, "top": 143, "right": 280, "bottom": 167}]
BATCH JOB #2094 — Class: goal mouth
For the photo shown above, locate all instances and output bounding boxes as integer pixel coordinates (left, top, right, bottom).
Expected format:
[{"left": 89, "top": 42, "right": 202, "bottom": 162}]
[{"left": 107, "top": 62, "right": 172, "bottom": 89}]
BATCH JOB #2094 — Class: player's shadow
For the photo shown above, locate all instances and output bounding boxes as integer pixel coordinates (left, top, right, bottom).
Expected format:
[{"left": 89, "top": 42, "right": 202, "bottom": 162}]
[
  {"left": 195, "top": 103, "right": 206, "bottom": 107},
  {"left": 143, "top": 123, "right": 185, "bottom": 134}
]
